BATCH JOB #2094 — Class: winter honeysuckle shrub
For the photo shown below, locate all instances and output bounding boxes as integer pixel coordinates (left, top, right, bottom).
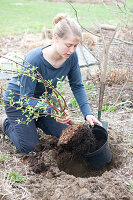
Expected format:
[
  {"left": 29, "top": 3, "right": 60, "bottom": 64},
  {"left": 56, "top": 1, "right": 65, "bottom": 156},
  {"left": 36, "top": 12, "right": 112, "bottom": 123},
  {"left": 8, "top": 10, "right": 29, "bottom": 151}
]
[{"left": 0, "top": 55, "right": 67, "bottom": 124}]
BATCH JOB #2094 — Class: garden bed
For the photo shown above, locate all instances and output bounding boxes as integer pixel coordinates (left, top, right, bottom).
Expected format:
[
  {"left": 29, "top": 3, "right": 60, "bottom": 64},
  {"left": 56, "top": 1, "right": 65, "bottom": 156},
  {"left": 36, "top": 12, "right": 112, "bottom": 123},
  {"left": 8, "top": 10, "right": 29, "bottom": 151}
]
[{"left": 0, "top": 30, "right": 133, "bottom": 199}]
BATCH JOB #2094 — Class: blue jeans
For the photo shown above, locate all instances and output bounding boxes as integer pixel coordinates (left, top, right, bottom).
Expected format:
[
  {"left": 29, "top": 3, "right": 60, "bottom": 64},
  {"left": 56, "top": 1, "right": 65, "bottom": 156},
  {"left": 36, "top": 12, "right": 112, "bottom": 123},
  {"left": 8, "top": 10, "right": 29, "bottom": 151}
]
[{"left": 4, "top": 106, "right": 67, "bottom": 154}]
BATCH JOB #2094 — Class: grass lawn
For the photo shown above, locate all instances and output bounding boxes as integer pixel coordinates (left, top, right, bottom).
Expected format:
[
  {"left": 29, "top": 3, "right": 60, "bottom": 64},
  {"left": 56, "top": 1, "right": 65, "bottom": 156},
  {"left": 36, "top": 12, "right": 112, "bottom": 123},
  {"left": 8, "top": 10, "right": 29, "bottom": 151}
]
[{"left": 0, "top": 0, "right": 132, "bottom": 37}]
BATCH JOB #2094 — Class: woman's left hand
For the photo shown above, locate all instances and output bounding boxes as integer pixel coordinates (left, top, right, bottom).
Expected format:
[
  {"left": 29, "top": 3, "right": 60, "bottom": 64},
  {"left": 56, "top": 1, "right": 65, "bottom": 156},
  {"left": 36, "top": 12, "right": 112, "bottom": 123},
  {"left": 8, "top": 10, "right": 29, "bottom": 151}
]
[{"left": 86, "top": 115, "right": 102, "bottom": 127}]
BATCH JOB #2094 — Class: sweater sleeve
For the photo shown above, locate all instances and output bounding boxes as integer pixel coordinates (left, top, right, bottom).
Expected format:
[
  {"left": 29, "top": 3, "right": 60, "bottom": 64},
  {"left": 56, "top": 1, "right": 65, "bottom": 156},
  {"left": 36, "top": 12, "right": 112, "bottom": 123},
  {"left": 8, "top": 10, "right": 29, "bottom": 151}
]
[{"left": 67, "top": 52, "right": 93, "bottom": 118}]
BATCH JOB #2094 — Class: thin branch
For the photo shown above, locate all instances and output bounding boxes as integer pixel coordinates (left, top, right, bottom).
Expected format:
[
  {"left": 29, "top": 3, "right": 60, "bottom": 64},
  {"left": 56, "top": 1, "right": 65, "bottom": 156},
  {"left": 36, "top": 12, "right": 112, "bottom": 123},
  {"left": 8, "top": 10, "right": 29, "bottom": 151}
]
[
  {"left": 112, "top": 79, "right": 128, "bottom": 106},
  {"left": 102, "top": 0, "right": 133, "bottom": 16},
  {"left": 0, "top": 98, "right": 64, "bottom": 119},
  {"left": 0, "top": 55, "right": 67, "bottom": 112},
  {"left": 115, "top": 0, "right": 133, "bottom": 16},
  {"left": 16, "top": 55, "right": 48, "bottom": 95},
  {"left": 67, "top": 1, "right": 133, "bottom": 46},
  {"left": 114, "top": 100, "right": 132, "bottom": 107}
]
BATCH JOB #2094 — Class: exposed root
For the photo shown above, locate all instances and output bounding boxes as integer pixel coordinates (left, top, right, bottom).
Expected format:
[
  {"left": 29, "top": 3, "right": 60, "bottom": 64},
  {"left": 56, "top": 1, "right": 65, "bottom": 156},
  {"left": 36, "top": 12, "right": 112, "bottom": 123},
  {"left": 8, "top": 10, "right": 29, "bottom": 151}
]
[{"left": 57, "top": 124, "right": 96, "bottom": 155}]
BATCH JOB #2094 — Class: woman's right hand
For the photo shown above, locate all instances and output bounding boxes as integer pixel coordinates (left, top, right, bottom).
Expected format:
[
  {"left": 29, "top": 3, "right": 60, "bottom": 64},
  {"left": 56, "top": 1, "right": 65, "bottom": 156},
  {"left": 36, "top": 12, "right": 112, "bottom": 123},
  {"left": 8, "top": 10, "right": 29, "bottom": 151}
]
[{"left": 56, "top": 110, "right": 71, "bottom": 125}]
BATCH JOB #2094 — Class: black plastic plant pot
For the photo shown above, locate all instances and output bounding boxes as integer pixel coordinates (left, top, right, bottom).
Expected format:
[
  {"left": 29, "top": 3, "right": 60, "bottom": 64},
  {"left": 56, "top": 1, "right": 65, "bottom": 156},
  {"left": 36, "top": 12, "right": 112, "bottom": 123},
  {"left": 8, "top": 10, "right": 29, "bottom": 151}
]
[{"left": 82, "top": 125, "right": 112, "bottom": 169}]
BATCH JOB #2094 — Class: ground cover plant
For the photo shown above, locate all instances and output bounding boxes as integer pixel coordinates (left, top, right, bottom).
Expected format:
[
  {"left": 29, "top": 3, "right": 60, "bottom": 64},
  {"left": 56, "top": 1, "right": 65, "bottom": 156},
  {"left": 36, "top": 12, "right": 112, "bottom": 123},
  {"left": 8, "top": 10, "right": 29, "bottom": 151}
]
[
  {"left": 5, "top": 172, "right": 26, "bottom": 183},
  {"left": 0, "top": 155, "right": 8, "bottom": 163}
]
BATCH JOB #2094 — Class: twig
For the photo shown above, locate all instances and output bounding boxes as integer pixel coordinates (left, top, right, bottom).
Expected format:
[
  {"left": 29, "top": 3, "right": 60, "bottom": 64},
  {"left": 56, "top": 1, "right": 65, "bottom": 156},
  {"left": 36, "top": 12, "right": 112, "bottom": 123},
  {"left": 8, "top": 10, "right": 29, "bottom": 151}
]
[
  {"left": 67, "top": 1, "right": 133, "bottom": 46},
  {"left": 114, "top": 100, "right": 132, "bottom": 107},
  {"left": 112, "top": 80, "right": 128, "bottom": 106},
  {"left": 0, "top": 55, "right": 67, "bottom": 114},
  {"left": 0, "top": 98, "right": 65, "bottom": 119}
]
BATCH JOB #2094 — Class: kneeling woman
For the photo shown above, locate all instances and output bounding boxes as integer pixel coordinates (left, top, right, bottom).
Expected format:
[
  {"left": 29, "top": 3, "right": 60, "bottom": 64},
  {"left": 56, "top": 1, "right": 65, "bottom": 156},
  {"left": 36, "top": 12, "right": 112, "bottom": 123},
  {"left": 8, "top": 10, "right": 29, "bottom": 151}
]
[{"left": 2, "top": 13, "right": 101, "bottom": 153}]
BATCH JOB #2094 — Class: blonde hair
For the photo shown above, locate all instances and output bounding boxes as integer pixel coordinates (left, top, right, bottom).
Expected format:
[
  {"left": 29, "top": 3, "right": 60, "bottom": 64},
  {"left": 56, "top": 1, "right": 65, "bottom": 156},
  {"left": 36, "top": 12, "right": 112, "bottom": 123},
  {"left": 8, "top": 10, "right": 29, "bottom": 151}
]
[{"left": 53, "top": 13, "right": 82, "bottom": 40}]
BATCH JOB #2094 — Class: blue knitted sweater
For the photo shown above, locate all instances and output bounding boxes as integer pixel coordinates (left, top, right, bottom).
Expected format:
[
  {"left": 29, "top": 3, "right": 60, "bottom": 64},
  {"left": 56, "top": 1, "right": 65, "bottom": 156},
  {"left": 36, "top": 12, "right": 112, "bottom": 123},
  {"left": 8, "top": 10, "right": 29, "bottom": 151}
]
[{"left": 4, "top": 46, "right": 92, "bottom": 118}]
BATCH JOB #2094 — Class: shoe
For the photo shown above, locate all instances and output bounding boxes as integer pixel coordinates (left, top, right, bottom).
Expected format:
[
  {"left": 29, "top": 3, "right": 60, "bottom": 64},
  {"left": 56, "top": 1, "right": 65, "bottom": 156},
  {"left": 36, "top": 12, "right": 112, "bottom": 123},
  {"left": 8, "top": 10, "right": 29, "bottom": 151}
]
[{"left": 0, "top": 114, "right": 7, "bottom": 132}]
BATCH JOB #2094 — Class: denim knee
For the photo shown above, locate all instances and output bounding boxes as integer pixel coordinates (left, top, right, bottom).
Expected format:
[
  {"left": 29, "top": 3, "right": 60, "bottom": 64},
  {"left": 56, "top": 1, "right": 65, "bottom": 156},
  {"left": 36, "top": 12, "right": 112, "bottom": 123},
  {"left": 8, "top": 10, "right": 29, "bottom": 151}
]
[
  {"left": 17, "top": 141, "right": 38, "bottom": 154},
  {"left": 4, "top": 120, "right": 39, "bottom": 154}
]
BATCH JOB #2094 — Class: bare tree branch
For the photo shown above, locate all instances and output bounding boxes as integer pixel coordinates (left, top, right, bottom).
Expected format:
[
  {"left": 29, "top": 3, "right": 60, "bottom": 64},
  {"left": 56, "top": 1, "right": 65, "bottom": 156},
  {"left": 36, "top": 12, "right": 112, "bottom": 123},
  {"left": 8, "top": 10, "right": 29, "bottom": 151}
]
[{"left": 67, "top": 0, "right": 133, "bottom": 45}]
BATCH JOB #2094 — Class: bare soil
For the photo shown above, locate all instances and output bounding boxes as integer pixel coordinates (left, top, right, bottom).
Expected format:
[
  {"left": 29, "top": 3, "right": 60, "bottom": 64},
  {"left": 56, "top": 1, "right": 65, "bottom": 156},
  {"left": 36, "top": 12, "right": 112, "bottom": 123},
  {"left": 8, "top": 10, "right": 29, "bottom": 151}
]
[{"left": 0, "top": 28, "right": 133, "bottom": 200}]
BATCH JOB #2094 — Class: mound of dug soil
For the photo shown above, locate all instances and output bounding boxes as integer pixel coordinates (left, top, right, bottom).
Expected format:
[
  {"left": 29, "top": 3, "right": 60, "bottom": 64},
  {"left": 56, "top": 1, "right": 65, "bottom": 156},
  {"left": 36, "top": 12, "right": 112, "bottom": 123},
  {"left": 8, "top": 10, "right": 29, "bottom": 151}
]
[
  {"left": 23, "top": 124, "right": 107, "bottom": 176},
  {"left": 22, "top": 124, "right": 98, "bottom": 174},
  {"left": 22, "top": 136, "right": 58, "bottom": 174}
]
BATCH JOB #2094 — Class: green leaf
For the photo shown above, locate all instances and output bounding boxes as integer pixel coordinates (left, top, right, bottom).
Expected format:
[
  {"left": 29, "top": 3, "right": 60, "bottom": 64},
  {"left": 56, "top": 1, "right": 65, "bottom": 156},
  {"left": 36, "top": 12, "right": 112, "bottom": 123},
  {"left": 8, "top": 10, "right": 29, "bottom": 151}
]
[{"left": 5, "top": 172, "right": 26, "bottom": 183}]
